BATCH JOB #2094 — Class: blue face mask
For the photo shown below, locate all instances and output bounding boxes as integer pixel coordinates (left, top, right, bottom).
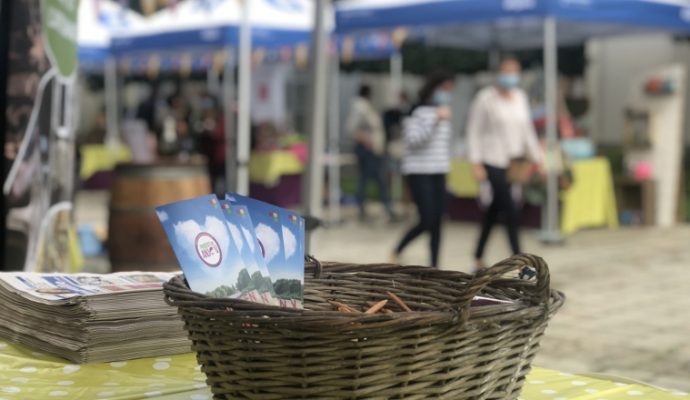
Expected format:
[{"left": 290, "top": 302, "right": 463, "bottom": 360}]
[
  {"left": 498, "top": 73, "right": 520, "bottom": 89},
  {"left": 433, "top": 90, "right": 452, "bottom": 105}
]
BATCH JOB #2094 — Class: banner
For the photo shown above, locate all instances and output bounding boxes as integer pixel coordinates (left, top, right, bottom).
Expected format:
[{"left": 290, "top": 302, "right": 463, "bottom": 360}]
[{"left": 2, "top": 0, "right": 81, "bottom": 272}]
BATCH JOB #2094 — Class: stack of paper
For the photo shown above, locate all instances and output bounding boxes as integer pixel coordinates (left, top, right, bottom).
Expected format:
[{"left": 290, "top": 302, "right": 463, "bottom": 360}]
[{"left": 0, "top": 272, "right": 189, "bottom": 363}]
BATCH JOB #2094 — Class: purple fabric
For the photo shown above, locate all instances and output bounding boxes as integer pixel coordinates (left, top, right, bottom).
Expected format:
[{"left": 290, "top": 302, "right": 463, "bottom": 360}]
[
  {"left": 250, "top": 174, "right": 302, "bottom": 208},
  {"left": 446, "top": 195, "right": 542, "bottom": 228}
]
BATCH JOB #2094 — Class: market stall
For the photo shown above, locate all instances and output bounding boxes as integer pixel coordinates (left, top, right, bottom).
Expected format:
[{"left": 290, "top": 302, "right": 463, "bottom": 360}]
[
  {"left": 335, "top": 0, "right": 690, "bottom": 238},
  {"left": 109, "top": 0, "right": 315, "bottom": 196}
]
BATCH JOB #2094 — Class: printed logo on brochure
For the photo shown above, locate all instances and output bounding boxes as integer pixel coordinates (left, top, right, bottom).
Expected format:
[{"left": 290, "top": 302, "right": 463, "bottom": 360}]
[{"left": 195, "top": 232, "right": 222, "bottom": 267}]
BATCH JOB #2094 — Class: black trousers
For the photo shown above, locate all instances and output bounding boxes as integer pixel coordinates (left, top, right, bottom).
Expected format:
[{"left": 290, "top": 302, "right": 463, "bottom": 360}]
[
  {"left": 395, "top": 174, "right": 446, "bottom": 267},
  {"left": 474, "top": 165, "right": 521, "bottom": 259},
  {"left": 355, "top": 144, "right": 392, "bottom": 216}
]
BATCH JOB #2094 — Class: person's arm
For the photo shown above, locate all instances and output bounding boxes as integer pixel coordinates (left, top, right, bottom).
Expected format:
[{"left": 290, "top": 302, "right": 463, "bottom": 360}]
[
  {"left": 405, "top": 106, "right": 448, "bottom": 148},
  {"left": 466, "top": 92, "right": 487, "bottom": 181},
  {"left": 346, "top": 101, "right": 371, "bottom": 148},
  {"left": 521, "top": 93, "right": 544, "bottom": 165}
]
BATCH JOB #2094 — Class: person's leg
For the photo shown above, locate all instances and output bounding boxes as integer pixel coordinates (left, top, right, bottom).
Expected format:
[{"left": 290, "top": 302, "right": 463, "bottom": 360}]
[
  {"left": 488, "top": 167, "right": 521, "bottom": 255},
  {"left": 504, "top": 187, "right": 522, "bottom": 255},
  {"left": 394, "top": 175, "right": 432, "bottom": 255},
  {"left": 429, "top": 174, "right": 447, "bottom": 267},
  {"left": 373, "top": 154, "right": 395, "bottom": 218},
  {"left": 355, "top": 145, "right": 369, "bottom": 218},
  {"left": 474, "top": 166, "right": 503, "bottom": 262}
]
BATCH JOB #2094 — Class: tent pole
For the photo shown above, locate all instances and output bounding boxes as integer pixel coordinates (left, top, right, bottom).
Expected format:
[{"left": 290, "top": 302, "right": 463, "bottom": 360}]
[
  {"left": 328, "top": 53, "right": 341, "bottom": 224},
  {"left": 541, "top": 16, "right": 563, "bottom": 244},
  {"left": 389, "top": 51, "right": 404, "bottom": 202},
  {"left": 389, "top": 52, "right": 403, "bottom": 103},
  {"left": 104, "top": 56, "right": 120, "bottom": 148},
  {"left": 304, "top": 0, "right": 331, "bottom": 251},
  {"left": 236, "top": 0, "right": 252, "bottom": 196},
  {"left": 223, "top": 47, "right": 236, "bottom": 193}
]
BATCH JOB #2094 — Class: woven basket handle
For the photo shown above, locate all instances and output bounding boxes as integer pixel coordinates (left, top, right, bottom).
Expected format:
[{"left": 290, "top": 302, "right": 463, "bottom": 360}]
[{"left": 456, "top": 254, "right": 551, "bottom": 316}]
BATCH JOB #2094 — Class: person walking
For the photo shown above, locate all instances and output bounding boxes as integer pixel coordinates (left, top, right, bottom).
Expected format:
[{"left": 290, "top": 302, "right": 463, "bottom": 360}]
[
  {"left": 347, "top": 85, "right": 396, "bottom": 221},
  {"left": 392, "top": 72, "right": 455, "bottom": 267},
  {"left": 467, "top": 55, "right": 543, "bottom": 270}
]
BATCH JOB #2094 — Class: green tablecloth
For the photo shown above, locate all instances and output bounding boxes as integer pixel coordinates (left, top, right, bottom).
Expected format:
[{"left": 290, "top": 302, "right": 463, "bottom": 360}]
[{"left": 0, "top": 341, "right": 685, "bottom": 399}]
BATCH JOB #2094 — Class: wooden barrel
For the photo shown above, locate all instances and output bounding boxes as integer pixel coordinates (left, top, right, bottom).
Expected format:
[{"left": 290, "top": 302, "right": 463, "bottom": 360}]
[{"left": 108, "top": 162, "right": 211, "bottom": 272}]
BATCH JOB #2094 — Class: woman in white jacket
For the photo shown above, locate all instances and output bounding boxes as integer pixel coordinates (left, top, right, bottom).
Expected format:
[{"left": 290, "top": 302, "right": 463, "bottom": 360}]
[{"left": 466, "top": 56, "right": 543, "bottom": 270}]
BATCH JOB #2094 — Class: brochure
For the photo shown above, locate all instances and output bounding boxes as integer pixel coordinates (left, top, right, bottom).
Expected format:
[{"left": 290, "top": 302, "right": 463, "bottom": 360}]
[
  {"left": 226, "top": 193, "right": 304, "bottom": 308},
  {"left": 219, "top": 200, "right": 277, "bottom": 305},
  {"left": 156, "top": 195, "right": 261, "bottom": 302}
]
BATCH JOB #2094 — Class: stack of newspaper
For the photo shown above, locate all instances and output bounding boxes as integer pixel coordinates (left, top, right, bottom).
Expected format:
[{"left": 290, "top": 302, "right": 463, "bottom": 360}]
[{"left": 0, "top": 271, "right": 190, "bottom": 363}]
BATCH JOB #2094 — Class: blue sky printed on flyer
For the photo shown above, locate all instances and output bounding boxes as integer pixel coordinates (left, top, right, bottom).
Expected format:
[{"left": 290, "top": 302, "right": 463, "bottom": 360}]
[
  {"left": 225, "top": 194, "right": 286, "bottom": 277},
  {"left": 280, "top": 211, "right": 305, "bottom": 285},
  {"left": 220, "top": 202, "right": 271, "bottom": 279},
  {"left": 155, "top": 195, "right": 247, "bottom": 297},
  {"left": 226, "top": 194, "right": 303, "bottom": 305}
]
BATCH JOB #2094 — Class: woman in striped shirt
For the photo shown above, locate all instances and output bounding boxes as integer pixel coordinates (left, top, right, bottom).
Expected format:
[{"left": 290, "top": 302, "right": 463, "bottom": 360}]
[{"left": 392, "top": 72, "right": 455, "bottom": 267}]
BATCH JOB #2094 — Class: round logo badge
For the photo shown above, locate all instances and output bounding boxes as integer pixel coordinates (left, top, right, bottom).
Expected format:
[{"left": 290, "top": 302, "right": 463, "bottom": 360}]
[{"left": 194, "top": 232, "right": 222, "bottom": 267}]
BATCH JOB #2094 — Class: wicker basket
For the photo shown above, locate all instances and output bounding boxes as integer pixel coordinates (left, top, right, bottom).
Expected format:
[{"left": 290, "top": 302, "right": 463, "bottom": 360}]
[{"left": 164, "top": 254, "right": 565, "bottom": 399}]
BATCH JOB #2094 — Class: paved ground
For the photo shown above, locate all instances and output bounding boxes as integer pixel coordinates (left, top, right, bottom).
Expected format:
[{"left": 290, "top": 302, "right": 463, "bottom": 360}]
[
  {"left": 76, "top": 192, "right": 690, "bottom": 392},
  {"left": 312, "top": 216, "right": 690, "bottom": 392}
]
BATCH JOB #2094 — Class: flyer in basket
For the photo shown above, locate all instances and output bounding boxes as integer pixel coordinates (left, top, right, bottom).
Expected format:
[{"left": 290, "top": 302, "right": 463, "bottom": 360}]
[
  {"left": 156, "top": 195, "right": 263, "bottom": 303},
  {"left": 226, "top": 193, "right": 304, "bottom": 308},
  {"left": 219, "top": 200, "right": 277, "bottom": 305},
  {"left": 277, "top": 211, "right": 305, "bottom": 309}
]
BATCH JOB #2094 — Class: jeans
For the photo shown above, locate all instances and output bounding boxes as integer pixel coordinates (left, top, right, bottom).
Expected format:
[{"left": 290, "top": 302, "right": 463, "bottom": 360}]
[
  {"left": 355, "top": 144, "right": 392, "bottom": 217},
  {"left": 474, "top": 165, "right": 521, "bottom": 260},
  {"left": 395, "top": 174, "right": 446, "bottom": 267}
]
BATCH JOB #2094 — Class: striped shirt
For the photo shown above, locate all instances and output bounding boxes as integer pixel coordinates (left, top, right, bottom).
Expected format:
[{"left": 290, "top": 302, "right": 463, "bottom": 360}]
[{"left": 401, "top": 106, "right": 452, "bottom": 175}]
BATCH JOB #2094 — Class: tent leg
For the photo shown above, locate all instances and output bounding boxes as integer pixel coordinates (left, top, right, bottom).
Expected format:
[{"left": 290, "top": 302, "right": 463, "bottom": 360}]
[
  {"left": 304, "top": 0, "right": 331, "bottom": 252},
  {"left": 236, "top": 0, "right": 252, "bottom": 196},
  {"left": 104, "top": 56, "right": 120, "bottom": 148},
  {"left": 328, "top": 53, "right": 341, "bottom": 224},
  {"left": 223, "top": 47, "right": 236, "bottom": 194},
  {"left": 541, "top": 16, "right": 564, "bottom": 244},
  {"left": 389, "top": 52, "right": 403, "bottom": 203}
]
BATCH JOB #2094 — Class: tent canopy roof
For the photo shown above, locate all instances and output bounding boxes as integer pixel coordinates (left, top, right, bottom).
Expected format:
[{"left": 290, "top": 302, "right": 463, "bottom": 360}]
[{"left": 336, "top": 0, "right": 690, "bottom": 50}]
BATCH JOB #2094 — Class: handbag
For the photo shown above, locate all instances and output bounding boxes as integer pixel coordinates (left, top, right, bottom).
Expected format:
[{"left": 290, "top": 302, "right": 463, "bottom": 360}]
[{"left": 507, "top": 157, "right": 533, "bottom": 184}]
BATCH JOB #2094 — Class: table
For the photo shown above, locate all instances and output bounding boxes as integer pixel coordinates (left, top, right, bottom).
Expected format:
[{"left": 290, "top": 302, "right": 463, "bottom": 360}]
[
  {"left": 560, "top": 157, "right": 619, "bottom": 234},
  {"left": 248, "top": 151, "right": 304, "bottom": 208},
  {"left": 0, "top": 341, "right": 685, "bottom": 399},
  {"left": 446, "top": 158, "right": 619, "bottom": 235}
]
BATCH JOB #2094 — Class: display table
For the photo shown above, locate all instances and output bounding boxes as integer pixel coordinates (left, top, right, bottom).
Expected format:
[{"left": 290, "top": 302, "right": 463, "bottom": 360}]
[
  {"left": 446, "top": 160, "right": 542, "bottom": 228},
  {"left": 0, "top": 341, "right": 684, "bottom": 399},
  {"left": 80, "top": 145, "right": 132, "bottom": 190},
  {"left": 248, "top": 150, "right": 304, "bottom": 208},
  {"left": 446, "top": 158, "right": 619, "bottom": 234},
  {"left": 561, "top": 157, "right": 619, "bottom": 234}
]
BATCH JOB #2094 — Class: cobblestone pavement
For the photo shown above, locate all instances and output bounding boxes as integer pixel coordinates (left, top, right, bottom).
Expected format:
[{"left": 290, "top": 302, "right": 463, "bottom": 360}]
[{"left": 312, "top": 218, "right": 690, "bottom": 392}]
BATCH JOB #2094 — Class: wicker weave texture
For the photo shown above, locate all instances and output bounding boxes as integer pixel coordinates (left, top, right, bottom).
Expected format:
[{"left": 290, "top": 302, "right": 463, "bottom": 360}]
[{"left": 164, "top": 254, "right": 565, "bottom": 399}]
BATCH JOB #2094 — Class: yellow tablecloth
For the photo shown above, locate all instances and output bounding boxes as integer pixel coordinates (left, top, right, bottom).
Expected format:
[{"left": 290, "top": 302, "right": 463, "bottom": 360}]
[
  {"left": 80, "top": 144, "right": 132, "bottom": 180},
  {"left": 447, "top": 160, "right": 480, "bottom": 198},
  {"left": 249, "top": 151, "right": 304, "bottom": 187},
  {"left": 446, "top": 158, "right": 619, "bottom": 235},
  {"left": 0, "top": 341, "right": 685, "bottom": 399},
  {"left": 561, "top": 157, "right": 619, "bottom": 235}
]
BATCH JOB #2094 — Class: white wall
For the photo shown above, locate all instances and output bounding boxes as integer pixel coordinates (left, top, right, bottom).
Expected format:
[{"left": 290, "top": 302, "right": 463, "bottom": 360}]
[{"left": 586, "top": 34, "right": 681, "bottom": 145}]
